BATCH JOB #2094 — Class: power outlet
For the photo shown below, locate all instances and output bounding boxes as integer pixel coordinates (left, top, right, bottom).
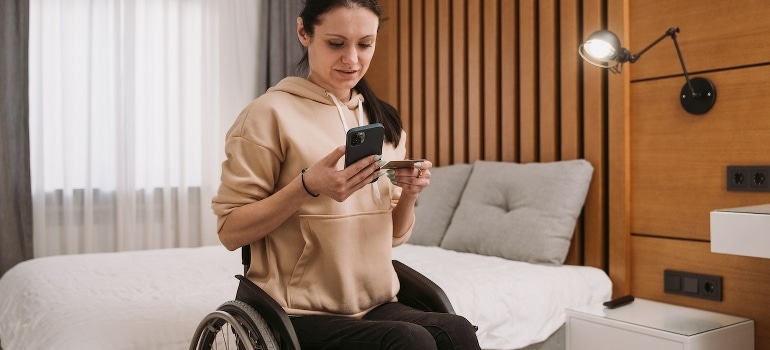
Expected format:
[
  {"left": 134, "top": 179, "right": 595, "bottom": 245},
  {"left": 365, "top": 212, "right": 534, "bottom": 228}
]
[
  {"left": 727, "top": 165, "right": 770, "bottom": 192},
  {"left": 664, "top": 269, "right": 722, "bottom": 301}
]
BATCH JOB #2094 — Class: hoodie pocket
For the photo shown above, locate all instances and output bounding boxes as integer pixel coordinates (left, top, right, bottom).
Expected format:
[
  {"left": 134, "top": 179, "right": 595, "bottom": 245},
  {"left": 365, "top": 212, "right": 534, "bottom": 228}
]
[{"left": 288, "top": 210, "right": 397, "bottom": 315}]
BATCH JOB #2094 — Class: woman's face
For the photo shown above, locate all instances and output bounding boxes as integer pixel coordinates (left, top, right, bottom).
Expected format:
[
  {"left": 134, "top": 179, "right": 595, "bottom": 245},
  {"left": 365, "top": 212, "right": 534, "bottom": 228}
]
[{"left": 298, "top": 6, "right": 378, "bottom": 102}]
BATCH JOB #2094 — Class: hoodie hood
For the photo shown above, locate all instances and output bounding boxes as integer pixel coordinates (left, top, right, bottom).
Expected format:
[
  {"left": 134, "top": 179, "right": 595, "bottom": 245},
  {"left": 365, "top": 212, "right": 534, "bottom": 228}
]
[{"left": 268, "top": 76, "right": 365, "bottom": 110}]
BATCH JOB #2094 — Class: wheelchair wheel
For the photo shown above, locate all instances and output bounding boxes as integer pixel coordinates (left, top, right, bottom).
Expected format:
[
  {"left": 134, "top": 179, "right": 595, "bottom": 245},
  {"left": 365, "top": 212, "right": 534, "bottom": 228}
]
[{"left": 190, "top": 300, "right": 279, "bottom": 350}]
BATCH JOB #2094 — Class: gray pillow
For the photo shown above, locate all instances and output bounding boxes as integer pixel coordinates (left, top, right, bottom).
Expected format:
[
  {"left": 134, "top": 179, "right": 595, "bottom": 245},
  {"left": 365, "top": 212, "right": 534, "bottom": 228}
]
[
  {"left": 408, "top": 163, "right": 473, "bottom": 246},
  {"left": 439, "top": 160, "right": 593, "bottom": 265}
]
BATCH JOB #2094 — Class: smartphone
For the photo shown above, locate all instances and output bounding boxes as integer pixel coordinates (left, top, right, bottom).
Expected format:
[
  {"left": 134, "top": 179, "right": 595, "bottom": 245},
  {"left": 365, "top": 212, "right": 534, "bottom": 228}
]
[
  {"left": 345, "top": 123, "right": 384, "bottom": 168},
  {"left": 381, "top": 159, "right": 426, "bottom": 169}
]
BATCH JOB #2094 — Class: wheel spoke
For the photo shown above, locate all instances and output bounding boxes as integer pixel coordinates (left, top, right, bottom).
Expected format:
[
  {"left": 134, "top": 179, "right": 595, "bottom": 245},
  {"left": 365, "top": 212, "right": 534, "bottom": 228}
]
[{"left": 189, "top": 300, "right": 279, "bottom": 350}]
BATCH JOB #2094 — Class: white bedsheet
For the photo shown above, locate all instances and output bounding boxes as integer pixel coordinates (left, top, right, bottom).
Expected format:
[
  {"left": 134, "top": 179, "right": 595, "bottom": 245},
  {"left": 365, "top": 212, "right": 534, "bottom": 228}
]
[
  {"left": 0, "top": 245, "right": 243, "bottom": 350},
  {"left": 0, "top": 244, "right": 611, "bottom": 350},
  {"left": 392, "top": 244, "right": 612, "bottom": 349}
]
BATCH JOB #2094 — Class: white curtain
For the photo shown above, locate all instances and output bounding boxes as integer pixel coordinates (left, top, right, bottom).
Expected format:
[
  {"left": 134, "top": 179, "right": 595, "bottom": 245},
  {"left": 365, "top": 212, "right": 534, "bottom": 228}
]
[{"left": 29, "top": 0, "right": 261, "bottom": 257}]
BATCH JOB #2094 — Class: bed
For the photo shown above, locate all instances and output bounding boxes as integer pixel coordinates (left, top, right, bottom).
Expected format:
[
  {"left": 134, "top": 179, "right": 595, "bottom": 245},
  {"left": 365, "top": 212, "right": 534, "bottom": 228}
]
[
  {"left": 1, "top": 160, "right": 612, "bottom": 349},
  {"left": 0, "top": 243, "right": 610, "bottom": 350}
]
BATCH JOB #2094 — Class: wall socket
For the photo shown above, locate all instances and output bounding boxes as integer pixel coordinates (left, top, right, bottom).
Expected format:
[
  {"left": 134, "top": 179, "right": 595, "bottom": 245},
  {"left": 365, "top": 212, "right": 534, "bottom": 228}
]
[
  {"left": 726, "top": 165, "right": 770, "bottom": 192},
  {"left": 664, "top": 269, "right": 722, "bottom": 301}
]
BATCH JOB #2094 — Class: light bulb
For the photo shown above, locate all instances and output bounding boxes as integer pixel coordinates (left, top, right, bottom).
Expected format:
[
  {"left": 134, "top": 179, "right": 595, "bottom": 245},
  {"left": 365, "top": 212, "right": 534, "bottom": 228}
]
[{"left": 584, "top": 39, "right": 615, "bottom": 61}]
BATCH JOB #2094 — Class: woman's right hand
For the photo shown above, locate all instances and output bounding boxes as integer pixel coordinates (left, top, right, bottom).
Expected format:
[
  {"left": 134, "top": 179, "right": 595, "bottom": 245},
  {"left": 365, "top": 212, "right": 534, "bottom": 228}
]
[
  {"left": 302, "top": 145, "right": 383, "bottom": 202},
  {"left": 218, "top": 145, "right": 383, "bottom": 250}
]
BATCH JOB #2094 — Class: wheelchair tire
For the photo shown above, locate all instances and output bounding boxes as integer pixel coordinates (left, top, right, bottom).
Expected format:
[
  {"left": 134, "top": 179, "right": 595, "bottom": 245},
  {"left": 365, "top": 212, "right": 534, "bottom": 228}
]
[{"left": 190, "top": 300, "right": 279, "bottom": 350}]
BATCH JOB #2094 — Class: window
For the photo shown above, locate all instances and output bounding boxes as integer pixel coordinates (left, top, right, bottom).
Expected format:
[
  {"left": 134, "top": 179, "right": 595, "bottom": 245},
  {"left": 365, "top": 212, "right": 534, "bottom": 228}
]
[{"left": 29, "top": 0, "right": 260, "bottom": 256}]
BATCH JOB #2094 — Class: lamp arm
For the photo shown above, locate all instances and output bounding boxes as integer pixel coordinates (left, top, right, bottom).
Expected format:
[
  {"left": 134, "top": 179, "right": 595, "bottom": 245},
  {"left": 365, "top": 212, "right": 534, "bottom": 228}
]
[
  {"left": 630, "top": 27, "right": 699, "bottom": 98},
  {"left": 668, "top": 30, "right": 699, "bottom": 98},
  {"left": 628, "top": 28, "right": 677, "bottom": 63}
]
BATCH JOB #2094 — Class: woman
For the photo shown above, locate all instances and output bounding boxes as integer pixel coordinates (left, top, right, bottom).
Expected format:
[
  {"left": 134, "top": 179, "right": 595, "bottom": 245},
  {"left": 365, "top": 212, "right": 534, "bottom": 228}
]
[{"left": 212, "top": 0, "right": 480, "bottom": 349}]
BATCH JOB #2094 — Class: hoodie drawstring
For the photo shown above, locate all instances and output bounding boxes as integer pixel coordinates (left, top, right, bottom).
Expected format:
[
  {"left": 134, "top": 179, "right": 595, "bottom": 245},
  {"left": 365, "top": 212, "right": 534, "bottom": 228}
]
[
  {"left": 328, "top": 92, "right": 364, "bottom": 133},
  {"left": 327, "top": 92, "right": 382, "bottom": 204}
]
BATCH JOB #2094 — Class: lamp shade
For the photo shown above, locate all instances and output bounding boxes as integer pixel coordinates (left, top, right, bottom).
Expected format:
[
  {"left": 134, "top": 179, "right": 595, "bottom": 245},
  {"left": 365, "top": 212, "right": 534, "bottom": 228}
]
[{"left": 578, "top": 30, "right": 630, "bottom": 70}]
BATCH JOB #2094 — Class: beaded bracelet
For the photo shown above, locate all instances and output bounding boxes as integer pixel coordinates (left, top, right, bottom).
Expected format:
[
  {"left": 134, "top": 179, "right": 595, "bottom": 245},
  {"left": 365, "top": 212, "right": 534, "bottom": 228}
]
[{"left": 301, "top": 168, "right": 320, "bottom": 197}]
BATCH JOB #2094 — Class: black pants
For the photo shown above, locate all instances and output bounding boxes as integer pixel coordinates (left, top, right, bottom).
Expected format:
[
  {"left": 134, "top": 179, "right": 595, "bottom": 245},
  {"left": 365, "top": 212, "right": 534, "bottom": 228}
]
[{"left": 290, "top": 302, "right": 481, "bottom": 350}]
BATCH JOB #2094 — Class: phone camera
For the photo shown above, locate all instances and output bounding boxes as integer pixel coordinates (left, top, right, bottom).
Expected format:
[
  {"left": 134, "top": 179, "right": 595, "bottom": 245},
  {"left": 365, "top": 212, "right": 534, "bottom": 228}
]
[{"left": 351, "top": 131, "right": 366, "bottom": 146}]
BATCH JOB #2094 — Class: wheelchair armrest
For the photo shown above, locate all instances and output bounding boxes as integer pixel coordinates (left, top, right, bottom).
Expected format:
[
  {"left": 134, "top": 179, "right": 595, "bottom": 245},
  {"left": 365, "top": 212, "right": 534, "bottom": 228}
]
[
  {"left": 235, "top": 275, "right": 301, "bottom": 350},
  {"left": 393, "top": 260, "right": 455, "bottom": 314}
]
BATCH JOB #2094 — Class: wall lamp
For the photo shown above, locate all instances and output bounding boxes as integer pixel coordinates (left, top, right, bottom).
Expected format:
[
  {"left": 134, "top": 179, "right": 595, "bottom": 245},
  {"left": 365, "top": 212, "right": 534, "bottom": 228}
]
[{"left": 579, "top": 27, "right": 716, "bottom": 115}]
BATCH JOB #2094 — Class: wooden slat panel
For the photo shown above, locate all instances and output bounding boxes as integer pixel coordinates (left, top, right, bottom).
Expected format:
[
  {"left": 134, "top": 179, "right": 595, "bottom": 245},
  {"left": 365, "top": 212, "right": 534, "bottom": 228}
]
[
  {"left": 500, "top": 0, "right": 518, "bottom": 163},
  {"left": 467, "top": 0, "right": 482, "bottom": 162},
  {"left": 397, "top": 0, "right": 411, "bottom": 150},
  {"left": 607, "top": 0, "right": 631, "bottom": 297},
  {"left": 631, "top": 66, "right": 770, "bottom": 241},
  {"left": 482, "top": 0, "right": 500, "bottom": 161},
  {"left": 581, "top": 0, "right": 607, "bottom": 271},
  {"left": 409, "top": 0, "right": 424, "bottom": 158},
  {"left": 437, "top": 0, "right": 452, "bottom": 166},
  {"left": 559, "top": 1, "right": 581, "bottom": 161},
  {"left": 518, "top": 0, "right": 537, "bottom": 163},
  {"left": 631, "top": 235, "right": 770, "bottom": 350},
  {"left": 629, "top": 0, "right": 770, "bottom": 81},
  {"left": 423, "top": 0, "right": 438, "bottom": 163},
  {"left": 559, "top": 0, "right": 583, "bottom": 266},
  {"left": 451, "top": 0, "right": 467, "bottom": 163},
  {"left": 538, "top": 0, "right": 558, "bottom": 162}
]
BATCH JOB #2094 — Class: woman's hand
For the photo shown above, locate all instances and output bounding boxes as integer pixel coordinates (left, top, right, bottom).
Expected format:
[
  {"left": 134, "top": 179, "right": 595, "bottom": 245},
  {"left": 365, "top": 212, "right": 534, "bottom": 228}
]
[
  {"left": 388, "top": 159, "right": 432, "bottom": 240},
  {"left": 386, "top": 159, "right": 432, "bottom": 197},
  {"left": 217, "top": 145, "right": 383, "bottom": 250},
  {"left": 302, "top": 145, "right": 384, "bottom": 202}
]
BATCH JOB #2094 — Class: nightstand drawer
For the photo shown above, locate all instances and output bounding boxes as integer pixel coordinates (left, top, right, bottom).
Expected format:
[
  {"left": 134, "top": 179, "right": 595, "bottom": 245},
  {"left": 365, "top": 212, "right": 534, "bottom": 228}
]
[{"left": 569, "top": 317, "right": 683, "bottom": 350}]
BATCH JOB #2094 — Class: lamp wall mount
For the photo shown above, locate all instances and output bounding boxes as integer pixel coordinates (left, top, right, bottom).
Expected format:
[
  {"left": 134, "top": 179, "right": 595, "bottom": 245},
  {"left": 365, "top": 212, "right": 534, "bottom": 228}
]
[{"left": 681, "top": 77, "right": 716, "bottom": 115}]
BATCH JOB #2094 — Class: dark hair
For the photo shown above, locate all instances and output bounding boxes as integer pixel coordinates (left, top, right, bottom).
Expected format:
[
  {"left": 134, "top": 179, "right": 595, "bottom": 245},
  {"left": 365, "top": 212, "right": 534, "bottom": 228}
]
[{"left": 296, "top": 0, "right": 402, "bottom": 147}]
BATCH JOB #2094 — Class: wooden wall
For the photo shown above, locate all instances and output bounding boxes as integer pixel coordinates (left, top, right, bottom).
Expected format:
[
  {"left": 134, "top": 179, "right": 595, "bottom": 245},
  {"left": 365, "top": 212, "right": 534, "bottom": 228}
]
[
  {"left": 369, "top": 0, "right": 770, "bottom": 348},
  {"left": 367, "top": 0, "right": 615, "bottom": 270},
  {"left": 627, "top": 1, "right": 770, "bottom": 348}
]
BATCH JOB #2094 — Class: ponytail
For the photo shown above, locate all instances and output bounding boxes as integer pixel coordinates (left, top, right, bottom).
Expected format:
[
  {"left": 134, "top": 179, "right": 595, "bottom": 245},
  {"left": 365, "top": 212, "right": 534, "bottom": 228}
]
[{"left": 355, "top": 78, "right": 402, "bottom": 147}]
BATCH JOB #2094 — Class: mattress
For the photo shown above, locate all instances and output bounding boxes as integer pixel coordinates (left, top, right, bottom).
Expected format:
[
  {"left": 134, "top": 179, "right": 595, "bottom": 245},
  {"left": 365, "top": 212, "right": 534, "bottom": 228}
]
[{"left": 0, "top": 244, "right": 611, "bottom": 350}]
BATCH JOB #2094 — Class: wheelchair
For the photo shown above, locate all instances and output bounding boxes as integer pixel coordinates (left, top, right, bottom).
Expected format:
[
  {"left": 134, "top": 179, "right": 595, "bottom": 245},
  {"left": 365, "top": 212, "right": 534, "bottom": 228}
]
[{"left": 189, "top": 247, "right": 455, "bottom": 350}]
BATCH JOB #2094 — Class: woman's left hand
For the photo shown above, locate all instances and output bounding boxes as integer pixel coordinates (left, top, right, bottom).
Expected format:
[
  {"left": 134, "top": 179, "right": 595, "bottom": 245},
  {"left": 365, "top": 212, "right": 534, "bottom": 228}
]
[{"left": 386, "top": 160, "right": 432, "bottom": 196}]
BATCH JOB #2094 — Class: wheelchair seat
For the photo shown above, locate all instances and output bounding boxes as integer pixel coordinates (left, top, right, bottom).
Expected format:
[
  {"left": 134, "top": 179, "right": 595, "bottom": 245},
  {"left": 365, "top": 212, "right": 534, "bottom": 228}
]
[{"left": 189, "top": 257, "right": 455, "bottom": 350}]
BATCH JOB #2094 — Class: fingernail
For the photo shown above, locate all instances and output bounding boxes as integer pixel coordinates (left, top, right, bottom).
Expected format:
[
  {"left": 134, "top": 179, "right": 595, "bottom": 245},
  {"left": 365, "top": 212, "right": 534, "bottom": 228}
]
[
  {"left": 387, "top": 169, "right": 395, "bottom": 175},
  {"left": 414, "top": 162, "right": 423, "bottom": 168},
  {"left": 378, "top": 171, "right": 388, "bottom": 177},
  {"left": 374, "top": 155, "right": 382, "bottom": 161},
  {"left": 387, "top": 173, "right": 395, "bottom": 181},
  {"left": 378, "top": 160, "right": 387, "bottom": 168},
  {"left": 391, "top": 180, "right": 398, "bottom": 185}
]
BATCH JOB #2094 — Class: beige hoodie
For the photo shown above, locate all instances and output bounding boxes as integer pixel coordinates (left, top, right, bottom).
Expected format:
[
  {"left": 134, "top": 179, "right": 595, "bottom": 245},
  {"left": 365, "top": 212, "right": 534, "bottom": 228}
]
[{"left": 212, "top": 77, "right": 411, "bottom": 317}]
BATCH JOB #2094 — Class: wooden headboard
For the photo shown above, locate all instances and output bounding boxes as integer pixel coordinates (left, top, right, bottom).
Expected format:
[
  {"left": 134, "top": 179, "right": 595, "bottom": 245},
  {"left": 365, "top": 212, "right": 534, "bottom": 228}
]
[{"left": 367, "top": 0, "right": 614, "bottom": 270}]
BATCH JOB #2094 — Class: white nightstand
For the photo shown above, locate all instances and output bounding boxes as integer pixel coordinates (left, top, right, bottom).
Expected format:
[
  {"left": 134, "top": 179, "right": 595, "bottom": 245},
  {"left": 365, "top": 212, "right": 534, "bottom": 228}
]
[{"left": 566, "top": 298, "right": 754, "bottom": 350}]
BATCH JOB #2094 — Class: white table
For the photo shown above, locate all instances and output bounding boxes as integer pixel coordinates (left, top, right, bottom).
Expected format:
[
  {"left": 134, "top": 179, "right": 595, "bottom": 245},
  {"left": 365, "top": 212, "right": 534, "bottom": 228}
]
[{"left": 566, "top": 298, "right": 754, "bottom": 350}]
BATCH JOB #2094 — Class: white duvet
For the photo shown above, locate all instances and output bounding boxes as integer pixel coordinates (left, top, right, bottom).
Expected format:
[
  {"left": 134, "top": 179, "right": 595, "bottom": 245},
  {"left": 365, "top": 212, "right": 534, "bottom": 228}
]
[
  {"left": 0, "top": 244, "right": 611, "bottom": 350},
  {"left": 392, "top": 244, "right": 612, "bottom": 349},
  {"left": 0, "top": 246, "right": 243, "bottom": 350}
]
